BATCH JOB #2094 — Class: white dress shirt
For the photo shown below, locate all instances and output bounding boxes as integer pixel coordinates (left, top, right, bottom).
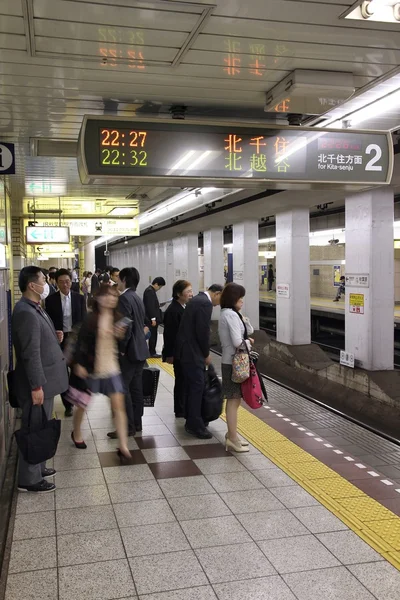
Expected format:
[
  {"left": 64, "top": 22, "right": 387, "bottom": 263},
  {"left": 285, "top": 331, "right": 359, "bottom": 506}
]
[{"left": 60, "top": 291, "right": 72, "bottom": 332}]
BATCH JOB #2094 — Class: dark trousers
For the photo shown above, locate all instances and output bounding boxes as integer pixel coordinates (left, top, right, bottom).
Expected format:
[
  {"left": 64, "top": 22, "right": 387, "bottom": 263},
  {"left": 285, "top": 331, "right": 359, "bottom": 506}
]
[
  {"left": 268, "top": 280, "right": 273, "bottom": 291},
  {"left": 60, "top": 333, "right": 72, "bottom": 411},
  {"left": 121, "top": 355, "right": 145, "bottom": 431},
  {"left": 149, "top": 325, "right": 158, "bottom": 356},
  {"left": 18, "top": 397, "right": 54, "bottom": 486},
  {"left": 173, "top": 359, "right": 186, "bottom": 417},
  {"left": 183, "top": 363, "right": 206, "bottom": 432}
]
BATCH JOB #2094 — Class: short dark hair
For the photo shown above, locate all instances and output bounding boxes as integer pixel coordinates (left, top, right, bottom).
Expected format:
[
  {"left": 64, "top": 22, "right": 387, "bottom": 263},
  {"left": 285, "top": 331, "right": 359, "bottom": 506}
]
[
  {"left": 172, "top": 279, "right": 191, "bottom": 300},
  {"left": 110, "top": 268, "right": 120, "bottom": 275},
  {"left": 208, "top": 284, "right": 224, "bottom": 293},
  {"left": 119, "top": 267, "right": 140, "bottom": 290},
  {"left": 220, "top": 283, "right": 245, "bottom": 309},
  {"left": 19, "top": 266, "right": 42, "bottom": 293},
  {"left": 48, "top": 271, "right": 56, "bottom": 280},
  {"left": 55, "top": 268, "right": 71, "bottom": 282},
  {"left": 49, "top": 266, "right": 57, "bottom": 272},
  {"left": 95, "top": 268, "right": 102, "bottom": 275},
  {"left": 152, "top": 277, "right": 166, "bottom": 287}
]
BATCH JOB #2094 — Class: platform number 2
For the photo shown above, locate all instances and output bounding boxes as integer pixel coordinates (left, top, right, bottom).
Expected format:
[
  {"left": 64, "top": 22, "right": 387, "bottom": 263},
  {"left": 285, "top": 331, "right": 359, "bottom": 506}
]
[{"left": 365, "top": 144, "right": 382, "bottom": 172}]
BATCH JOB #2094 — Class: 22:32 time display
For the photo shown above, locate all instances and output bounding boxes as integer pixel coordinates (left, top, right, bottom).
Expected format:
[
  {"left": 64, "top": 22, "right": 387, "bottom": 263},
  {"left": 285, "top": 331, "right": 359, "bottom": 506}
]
[{"left": 100, "top": 128, "right": 148, "bottom": 167}]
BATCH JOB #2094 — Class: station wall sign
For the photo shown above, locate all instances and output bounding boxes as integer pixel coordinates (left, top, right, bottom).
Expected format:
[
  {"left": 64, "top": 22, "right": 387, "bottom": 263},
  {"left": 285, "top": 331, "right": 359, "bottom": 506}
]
[
  {"left": 78, "top": 116, "right": 393, "bottom": 189},
  {"left": 26, "top": 226, "right": 70, "bottom": 244},
  {"left": 346, "top": 273, "right": 369, "bottom": 288},
  {"left": 276, "top": 283, "right": 290, "bottom": 298},
  {"left": 349, "top": 293, "right": 365, "bottom": 314},
  {"left": 0, "top": 142, "right": 15, "bottom": 175},
  {"left": 24, "top": 218, "right": 139, "bottom": 237}
]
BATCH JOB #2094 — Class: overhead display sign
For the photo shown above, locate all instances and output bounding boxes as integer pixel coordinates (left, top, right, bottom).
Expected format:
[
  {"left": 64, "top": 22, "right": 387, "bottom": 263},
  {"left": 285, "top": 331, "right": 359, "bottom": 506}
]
[
  {"left": 78, "top": 116, "right": 393, "bottom": 189},
  {"left": 25, "top": 179, "right": 66, "bottom": 196},
  {"left": 0, "top": 142, "right": 15, "bottom": 175},
  {"left": 25, "top": 218, "right": 139, "bottom": 237},
  {"left": 26, "top": 226, "right": 70, "bottom": 244}
]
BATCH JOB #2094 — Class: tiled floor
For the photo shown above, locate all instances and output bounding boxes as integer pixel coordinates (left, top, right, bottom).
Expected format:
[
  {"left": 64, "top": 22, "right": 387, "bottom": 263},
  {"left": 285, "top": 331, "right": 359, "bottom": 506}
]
[{"left": 4, "top": 358, "right": 400, "bottom": 600}]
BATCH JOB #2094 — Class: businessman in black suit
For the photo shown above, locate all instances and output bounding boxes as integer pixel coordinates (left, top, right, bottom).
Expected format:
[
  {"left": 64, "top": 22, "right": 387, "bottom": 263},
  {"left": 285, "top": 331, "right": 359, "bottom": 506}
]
[
  {"left": 143, "top": 276, "right": 166, "bottom": 357},
  {"left": 45, "top": 268, "right": 87, "bottom": 416},
  {"left": 175, "top": 284, "right": 223, "bottom": 439}
]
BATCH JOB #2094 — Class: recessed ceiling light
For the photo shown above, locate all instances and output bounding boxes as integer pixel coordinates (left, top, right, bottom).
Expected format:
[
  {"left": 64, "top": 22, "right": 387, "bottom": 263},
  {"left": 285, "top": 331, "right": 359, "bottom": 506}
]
[{"left": 107, "top": 207, "right": 138, "bottom": 216}]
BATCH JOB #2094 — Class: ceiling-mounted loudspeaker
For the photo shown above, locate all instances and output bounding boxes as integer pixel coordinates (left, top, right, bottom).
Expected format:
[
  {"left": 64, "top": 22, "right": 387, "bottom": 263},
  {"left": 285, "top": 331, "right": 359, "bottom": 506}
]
[{"left": 264, "top": 70, "right": 355, "bottom": 116}]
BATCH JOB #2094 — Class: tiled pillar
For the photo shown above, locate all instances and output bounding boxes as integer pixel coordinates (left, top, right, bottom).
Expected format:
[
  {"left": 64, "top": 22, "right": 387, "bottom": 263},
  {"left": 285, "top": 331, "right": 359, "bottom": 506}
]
[
  {"left": 173, "top": 233, "right": 199, "bottom": 295},
  {"left": 276, "top": 208, "right": 311, "bottom": 345},
  {"left": 345, "top": 189, "right": 394, "bottom": 370},
  {"left": 11, "top": 217, "right": 26, "bottom": 302},
  {"left": 84, "top": 240, "right": 95, "bottom": 273},
  {"left": 155, "top": 241, "right": 168, "bottom": 302},
  {"left": 204, "top": 227, "right": 224, "bottom": 318},
  {"left": 233, "top": 220, "right": 259, "bottom": 329}
]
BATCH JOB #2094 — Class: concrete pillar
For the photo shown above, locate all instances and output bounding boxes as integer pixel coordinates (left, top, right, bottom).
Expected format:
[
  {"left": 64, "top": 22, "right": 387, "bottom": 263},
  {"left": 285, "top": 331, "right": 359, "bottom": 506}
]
[
  {"left": 276, "top": 208, "right": 311, "bottom": 345},
  {"left": 83, "top": 241, "right": 95, "bottom": 273},
  {"left": 204, "top": 228, "right": 224, "bottom": 289},
  {"left": 345, "top": 189, "right": 394, "bottom": 370},
  {"left": 166, "top": 239, "right": 174, "bottom": 293},
  {"left": 148, "top": 243, "right": 156, "bottom": 285},
  {"left": 233, "top": 220, "right": 259, "bottom": 329},
  {"left": 155, "top": 241, "right": 168, "bottom": 302},
  {"left": 173, "top": 234, "right": 199, "bottom": 294}
]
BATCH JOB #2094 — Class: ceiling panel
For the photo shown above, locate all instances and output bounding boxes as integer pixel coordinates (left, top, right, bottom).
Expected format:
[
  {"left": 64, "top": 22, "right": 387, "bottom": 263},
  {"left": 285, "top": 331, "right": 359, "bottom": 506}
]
[
  {"left": 0, "top": 33, "right": 26, "bottom": 51},
  {"left": 0, "top": 0, "right": 24, "bottom": 17},
  {"left": 0, "top": 15, "right": 25, "bottom": 35}
]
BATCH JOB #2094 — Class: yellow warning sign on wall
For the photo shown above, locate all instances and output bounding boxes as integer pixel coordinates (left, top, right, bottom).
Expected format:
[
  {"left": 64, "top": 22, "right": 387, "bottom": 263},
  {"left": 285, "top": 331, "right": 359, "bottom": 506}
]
[{"left": 349, "top": 293, "right": 364, "bottom": 314}]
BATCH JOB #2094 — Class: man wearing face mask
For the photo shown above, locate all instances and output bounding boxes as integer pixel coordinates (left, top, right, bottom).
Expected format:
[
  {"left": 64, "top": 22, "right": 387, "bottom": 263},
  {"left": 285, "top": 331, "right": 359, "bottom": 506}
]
[{"left": 12, "top": 267, "right": 69, "bottom": 493}]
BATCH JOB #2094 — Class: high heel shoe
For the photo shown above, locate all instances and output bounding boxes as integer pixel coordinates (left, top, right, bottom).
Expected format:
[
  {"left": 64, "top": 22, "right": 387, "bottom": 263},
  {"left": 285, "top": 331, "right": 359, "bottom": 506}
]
[
  {"left": 117, "top": 448, "right": 132, "bottom": 460},
  {"left": 225, "top": 437, "right": 249, "bottom": 453},
  {"left": 71, "top": 431, "right": 87, "bottom": 450},
  {"left": 225, "top": 433, "right": 249, "bottom": 447}
]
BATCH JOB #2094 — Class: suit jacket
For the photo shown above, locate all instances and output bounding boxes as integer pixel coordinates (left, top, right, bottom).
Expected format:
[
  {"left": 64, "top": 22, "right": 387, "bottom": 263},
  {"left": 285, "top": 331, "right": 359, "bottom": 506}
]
[
  {"left": 143, "top": 285, "right": 163, "bottom": 326},
  {"left": 162, "top": 299, "right": 184, "bottom": 359},
  {"left": 12, "top": 297, "right": 69, "bottom": 399},
  {"left": 45, "top": 290, "right": 86, "bottom": 332},
  {"left": 91, "top": 273, "right": 100, "bottom": 295},
  {"left": 119, "top": 288, "right": 149, "bottom": 363},
  {"left": 175, "top": 292, "right": 212, "bottom": 367}
]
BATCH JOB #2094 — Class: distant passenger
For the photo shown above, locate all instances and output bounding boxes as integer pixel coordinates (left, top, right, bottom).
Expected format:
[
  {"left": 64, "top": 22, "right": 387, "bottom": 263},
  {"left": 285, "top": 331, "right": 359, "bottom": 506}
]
[
  {"left": 12, "top": 266, "right": 68, "bottom": 493},
  {"left": 143, "top": 277, "right": 166, "bottom": 358},
  {"left": 48, "top": 269, "right": 58, "bottom": 295},
  {"left": 267, "top": 264, "right": 274, "bottom": 291},
  {"left": 175, "top": 284, "right": 223, "bottom": 439},
  {"left": 162, "top": 280, "right": 194, "bottom": 418},
  {"left": 110, "top": 268, "right": 120, "bottom": 286},
  {"left": 91, "top": 268, "right": 102, "bottom": 297},
  {"left": 333, "top": 276, "right": 345, "bottom": 302},
  {"left": 81, "top": 271, "right": 92, "bottom": 305},
  {"left": 219, "top": 283, "right": 254, "bottom": 453}
]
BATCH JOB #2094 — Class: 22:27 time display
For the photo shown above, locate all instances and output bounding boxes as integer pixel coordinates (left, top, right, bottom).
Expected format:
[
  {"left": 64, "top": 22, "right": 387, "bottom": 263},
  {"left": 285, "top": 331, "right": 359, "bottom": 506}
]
[{"left": 101, "top": 149, "right": 147, "bottom": 166}]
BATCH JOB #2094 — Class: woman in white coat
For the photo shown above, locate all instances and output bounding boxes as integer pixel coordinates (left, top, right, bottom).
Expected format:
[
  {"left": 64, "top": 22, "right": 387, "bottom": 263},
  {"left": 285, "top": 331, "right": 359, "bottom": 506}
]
[{"left": 218, "top": 282, "right": 254, "bottom": 453}]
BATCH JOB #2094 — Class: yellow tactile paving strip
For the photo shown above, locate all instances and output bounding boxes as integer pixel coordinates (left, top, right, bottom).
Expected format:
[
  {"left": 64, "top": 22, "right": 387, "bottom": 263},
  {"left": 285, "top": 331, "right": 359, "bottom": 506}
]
[{"left": 151, "top": 358, "right": 400, "bottom": 571}]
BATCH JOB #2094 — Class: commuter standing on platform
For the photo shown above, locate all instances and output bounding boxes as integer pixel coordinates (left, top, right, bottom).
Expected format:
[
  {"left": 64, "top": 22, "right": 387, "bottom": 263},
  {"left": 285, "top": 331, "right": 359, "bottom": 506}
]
[
  {"left": 143, "top": 277, "right": 166, "bottom": 358},
  {"left": 162, "top": 280, "right": 193, "bottom": 418},
  {"left": 107, "top": 267, "right": 149, "bottom": 438},
  {"left": 267, "top": 264, "right": 274, "bottom": 292},
  {"left": 175, "top": 284, "right": 223, "bottom": 439},
  {"left": 91, "top": 268, "right": 102, "bottom": 298},
  {"left": 110, "top": 268, "right": 120, "bottom": 286},
  {"left": 45, "top": 268, "right": 87, "bottom": 417},
  {"left": 12, "top": 267, "right": 68, "bottom": 493}
]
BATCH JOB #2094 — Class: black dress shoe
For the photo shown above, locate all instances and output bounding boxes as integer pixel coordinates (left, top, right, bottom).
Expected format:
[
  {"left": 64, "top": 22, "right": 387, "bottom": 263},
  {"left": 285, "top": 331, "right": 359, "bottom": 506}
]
[
  {"left": 64, "top": 407, "right": 73, "bottom": 417},
  {"left": 150, "top": 353, "right": 161, "bottom": 358},
  {"left": 134, "top": 421, "right": 142, "bottom": 432},
  {"left": 107, "top": 429, "right": 135, "bottom": 439},
  {"left": 18, "top": 480, "right": 56, "bottom": 493},
  {"left": 175, "top": 413, "right": 185, "bottom": 419},
  {"left": 71, "top": 431, "right": 87, "bottom": 449},
  {"left": 42, "top": 468, "right": 56, "bottom": 479},
  {"left": 184, "top": 425, "right": 212, "bottom": 439}
]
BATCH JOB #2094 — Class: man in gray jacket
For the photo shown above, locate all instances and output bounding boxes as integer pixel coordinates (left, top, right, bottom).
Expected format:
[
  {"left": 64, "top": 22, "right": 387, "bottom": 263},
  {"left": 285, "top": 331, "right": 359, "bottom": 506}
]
[{"left": 12, "top": 266, "right": 69, "bottom": 493}]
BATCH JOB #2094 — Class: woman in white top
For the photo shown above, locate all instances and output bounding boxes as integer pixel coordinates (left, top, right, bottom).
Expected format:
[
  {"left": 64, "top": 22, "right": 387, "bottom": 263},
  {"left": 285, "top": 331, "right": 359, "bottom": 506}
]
[{"left": 219, "top": 283, "right": 254, "bottom": 453}]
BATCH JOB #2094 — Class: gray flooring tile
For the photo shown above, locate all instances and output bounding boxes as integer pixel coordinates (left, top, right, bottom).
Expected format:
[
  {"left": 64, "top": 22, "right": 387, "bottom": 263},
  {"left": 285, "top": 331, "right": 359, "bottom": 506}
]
[
  {"left": 283, "top": 566, "right": 376, "bottom": 600},
  {"left": 114, "top": 499, "right": 176, "bottom": 528},
  {"left": 235, "top": 454, "right": 277, "bottom": 470},
  {"left": 121, "top": 522, "right": 190, "bottom": 557},
  {"left": 291, "top": 506, "right": 349, "bottom": 534},
  {"left": 16, "top": 491, "right": 55, "bottom": 514},
  {"left": 173, "top": 434, "right": 220, "bottom": 446},
  {"left": 181, "top": 515, "right": 251, "bottom": 549},
  {"left": 270, "top": 485, "right": 319, "bottom": 508},
  {"left": 193, "top": 457, "right": 246, "bottom": 475},
  {"left": 12, "top": 511, "right": 56, "bottom": 540},
  {"left": 158, "top": 476, "right": 215, "bottom": 498},
  {"left": 169, "top": 493, "right": 232, "bottom": 521},
  {"left": 142, "top": 447, "right": 191, "bottom": 463},
  {"left": 254, "top": 468, "right": 297, "bottom": 488},
  {"left": 129, "top": 550, "right": 208, "bottom": 595},
  {"left": 86, "top": 418, "right": 115, "bottom": 429},
  {"left": 56, "top": 484, "right": 110, "bottom": 510},
  {"left": 55, "top": 441, "right": 98, "bottom": 455},
  {"left": 259, "top": 534, "right": 340, "bottom": 574},
  {"left": 213, "top": 576, "right": 297, "bottom": 600},
  {"left": 5, "top": 568, "right": 58, "bottom": 600},
  {"left": 219, "top": 488, "right": 284, "bottom": 514},
  {"left": 137, "top": 424, "right": 172, "bottom": 436},
  {"left": 56, "top": 505, "right": 118, "bottom": 535},
  {"left": 137, "top": 587, "right": 217, "bottom": 600},
  {"left": 237, "top": 509, "right": 309, "bottom": 541},
  {"left": 58, "top": 529, "right": 125, "bottom": 566},
  {"left": 54, "top": 453, "right": 101, "bottom": 471},
  {"left": 348, "top": 562, "right": 400, "bottom": 600},
  {"left": 195, "top": 542, "right": 276, "bottom": 583},
  {"left": 103, "top": 464, "right": 155, "bottom": 484},
  {"left": 206, "top": 471, "right": 265, "bottom": 493},
  {"left": 316, "top": 531, "right": 384, "bottom": 565},
  {"left": 108, "top": 480, "right": 163, "bottom": 504},
  {"left": 8, "top": 536, "right": 57, "bottom": 573},
  {"left": 54, "top": 468, "right": 105, "bottom": 488},
  {"left": 95, "top": 438, "right": 139, "bottom": 453},
  {"left": 58, "top": 559, "right": 135, "bottom": 600}
]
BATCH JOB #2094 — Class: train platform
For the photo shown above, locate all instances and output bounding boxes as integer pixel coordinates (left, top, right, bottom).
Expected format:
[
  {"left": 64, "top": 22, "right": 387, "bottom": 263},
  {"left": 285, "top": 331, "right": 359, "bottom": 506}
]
[{"left": 3, "top": 356, "right": 400, "bottom": 600}]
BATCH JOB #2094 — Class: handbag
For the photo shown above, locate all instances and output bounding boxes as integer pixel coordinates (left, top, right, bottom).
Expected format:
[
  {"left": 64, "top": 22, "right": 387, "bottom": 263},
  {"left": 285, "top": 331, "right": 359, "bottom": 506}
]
[
  {"left": 64, "top": 385, "right": 92, "bottom": 410},
  {"left": 241, "top": 359, "right": 264, "bottom": 410},
  {"left": 15, "top": 405, "right": 61, "bottom": 465},
  {"left": 202, "top": 364, "right": 223, "bottom": 423},
  {"left": 231, "top": 343, "right": 250, "bottom": 384}
]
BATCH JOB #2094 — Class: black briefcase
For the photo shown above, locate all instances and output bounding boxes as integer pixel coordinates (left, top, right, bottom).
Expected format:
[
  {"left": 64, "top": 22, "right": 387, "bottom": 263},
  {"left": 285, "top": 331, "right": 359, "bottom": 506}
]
[
  {"left": 142, "top": 367, "right": 160, "bottom": 407},
  {"left": 202, "top": 364, "right": 223, "bottom": 423},
  {"left": 15, "top": 405, "right": 61, "bottom": 465}
]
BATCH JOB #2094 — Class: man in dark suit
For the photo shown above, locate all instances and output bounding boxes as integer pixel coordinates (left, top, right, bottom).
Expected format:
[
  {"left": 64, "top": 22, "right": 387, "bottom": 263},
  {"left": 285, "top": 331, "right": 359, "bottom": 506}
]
[
  {"left": 12, "top": 267, "right": 69, "bottom": 493},
  {"left": 90, "top": 268, "right": 102, "bottom": 297},
  {"left": 175, "top": 284, "right": 223, "bottom": 439},
  {"left": 107, "top": 267, "right": 150, "bottom": 438},
  {"left": 45, "top": 268, "right": 86, "bottom": 416},
  {"left": 143, "top": 277, "right": 166, "bottom": 358}
]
